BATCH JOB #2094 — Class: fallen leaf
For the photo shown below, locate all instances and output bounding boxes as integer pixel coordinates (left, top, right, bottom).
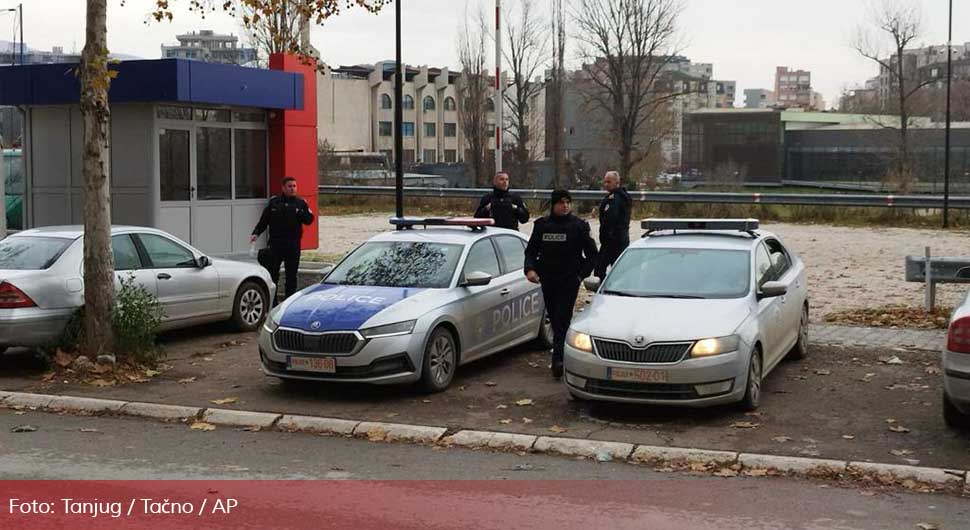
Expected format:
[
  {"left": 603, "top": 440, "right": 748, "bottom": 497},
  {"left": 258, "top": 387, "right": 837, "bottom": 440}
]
[
  {"left": 496, "top": 404, "right": 508, "bottom": 410},
  {"left": 889, "top": 425, "right": 911, "bottom": 433},
  {"left": 744, "top": 411, "right": 763, "bottom": 417},
  {"left": 366, "top": 428, "right": 387, "bottom": 442},
  {"left": 924, "top": 366, "right": 941, "bottom": 375},
  {"left": 842, "top": 435, "right": 856, "bottom": 440},
  {"left": 240, "top": 426, "right": 261, "bottom": 432},
  {"left": 730, "top": 421, "right": 760, "bottom": 429},
  {"left": 744, "top": 468, "right": 769, "bottom": 477},
  {"left": 713, "top": 468, "right": 738, "bottom": 477},
  {"left": 421, "top": 399, "right": 432, "bottom": 404},
  {"left": 814, "top": 369, "right": 832, "bottom": 376},
  {"left": 144, "top": 369, "right": 161, "bottom": 378},
  {"left": 203, "top": 357, "right": 214, "bottom": 362},
  {"left": 522, "top": 417, "right": 534, "bottom": 424},
  {"left": 126, "top": 374, "right": 150, "bottom": 383},
  {"left": 858, "top": 373, "right": 876, "bottom": 383},
  {"left": 189, "top": 422, "right": 216, "bottom": 432},
  {"left": 499, "top": 419, "right": 512, "bottom": 425},
  {"left": 88, "top": 378, "right": 115, "bottom": 387},
  {"left": 210, "top": 397, "right": 239, "bottom": 405},
  {"left": 11, "top": 425, "right": 37, "bottom": 433},
  {"left": 879, "top": 356, "right": 905, "bottom": 365},
  {"left": 916, "top": 523, "right": 939, "bottom": 530},
  {"left": 689, "top": 462, "right": 709, "bottom": 472},
  {"left": 515, "top": 399, "right": 534, "bottom": 407},
  {"left": 178, "top": 377, "right": 197, "bottom": 384},
  {"left": 885, "top": 418, "right": 898, "bottom": 424},
  {"left": 890, "top": 449, "right": 914, "bottom": 456},
  {"left": 549, "top": 425, "right": 567, "bottom": 433},
  {"left": 485, "top": 381, "right": 497, "bottom": 387},
  {"left": 54, "top": 350, "right": 73, "bottom": 367},
  {"left": 771, "top": 436, "right": 793, "bottom": 443},
  {"left": 79, "top": 428, "right": 100, "bottom": 433},
  {"left": 13, "top": 411, "right": 25, "bottom": 416}
]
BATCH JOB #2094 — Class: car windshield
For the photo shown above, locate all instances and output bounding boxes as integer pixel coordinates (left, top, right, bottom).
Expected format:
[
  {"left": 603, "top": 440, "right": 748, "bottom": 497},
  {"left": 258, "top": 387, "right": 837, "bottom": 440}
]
[
  {"left": 602, "top": 247, "right": 750, "bottom": 299},
  {"left": 324, "top": 241, "right": 463, "bottom": 289},
  {"left": 0, "top": 236, "right": 72, "bottom": 270}
]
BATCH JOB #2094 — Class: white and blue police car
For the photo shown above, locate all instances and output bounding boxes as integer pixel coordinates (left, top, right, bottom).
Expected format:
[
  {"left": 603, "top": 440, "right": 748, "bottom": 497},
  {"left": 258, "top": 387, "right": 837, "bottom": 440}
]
[{"left": 258, "top": 217, "right": 553, "bottom": 392}]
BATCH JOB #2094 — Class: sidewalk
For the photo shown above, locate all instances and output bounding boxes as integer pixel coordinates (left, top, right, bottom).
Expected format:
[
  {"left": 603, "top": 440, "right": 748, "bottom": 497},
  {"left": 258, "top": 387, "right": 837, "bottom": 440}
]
[{"left": 810, "top": 324, "right": 944, "bottom": 352}]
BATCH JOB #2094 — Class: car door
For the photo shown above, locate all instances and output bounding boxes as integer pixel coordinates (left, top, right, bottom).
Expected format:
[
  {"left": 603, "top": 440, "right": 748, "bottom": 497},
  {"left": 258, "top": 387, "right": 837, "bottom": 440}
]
[
  {"left": 754, "top": 241, "right": 785, "bottom": 364},
  {"left": 764, "top": 238, "right": 801, "bottom": 352},
  {"left": 134, "top": 232, "right": 221, "bottom": 324},
  {"left": 456, "top": 238, "right": 506, "bottom": 362},
  {"left": 111, "top": 234, "right": 158, "bottom": 311},
  {"left": 493, "top": 235, "right": 542, "bottom": 344}
]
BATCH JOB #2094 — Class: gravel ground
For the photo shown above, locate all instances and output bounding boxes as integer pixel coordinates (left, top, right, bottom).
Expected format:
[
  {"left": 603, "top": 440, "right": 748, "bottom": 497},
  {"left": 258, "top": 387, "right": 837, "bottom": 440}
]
[{"left": 315, "top": 214, "right": 970, "bottom": 320}]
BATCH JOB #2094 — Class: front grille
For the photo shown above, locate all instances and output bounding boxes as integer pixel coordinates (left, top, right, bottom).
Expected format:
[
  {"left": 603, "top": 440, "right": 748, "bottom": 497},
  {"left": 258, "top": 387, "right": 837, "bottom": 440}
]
[
  {"left": 260, "top": 349, "right": 414, "bottom": 379},
  {"left": 594, "top": 340, "right": 691, "bottom": 364},
  {"left": 585, "top": 378, "right": 699, "bottom": 400},
  {"left": 274, "top": 329, "right": 361, "bottom": 354}
]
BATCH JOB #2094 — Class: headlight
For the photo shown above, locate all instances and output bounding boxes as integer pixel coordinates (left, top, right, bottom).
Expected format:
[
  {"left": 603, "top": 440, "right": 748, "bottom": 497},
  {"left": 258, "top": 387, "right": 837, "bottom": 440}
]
[
  {"left": 361, "top": 320, "right": 417, "bottom": 338},
  {"left": 691, "top": 335, "right": 741, "bottom": 357},
  {"left": 263, "top": 308, "right": 281, "bottom": 333},
  {"left": 566, "top": 328, "right": 593, "bottom": 353}
]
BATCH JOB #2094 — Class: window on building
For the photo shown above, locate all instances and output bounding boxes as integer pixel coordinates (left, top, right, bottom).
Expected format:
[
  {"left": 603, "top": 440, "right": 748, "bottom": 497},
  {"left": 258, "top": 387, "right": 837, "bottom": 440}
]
[
  {"left": 194, "top": 108, "right": 231, "bottom": 122},
  {"left": 425, "top": 123, "right": 436, "bottom": 137},
  {"left": 196, "top": 127, "right": 232, "bottom": 200},
  {"left": 423, "top": 149, "right": 436, "bottom": 164},
  {"left": 403, "top": 122, "right": 415, "bottom": 137},
  {"left": 444, "top": 123, "right": 457, "bottom": 137},
  {"left": 381, "top": 94, "right": 392, "bottom": 109},
  {"left": 157, "top": 105, "right": 192, "bottom": 120},
  {"left": 234, "top": 129, "right": 267, "bottom": 199},
  {"left": 159, "top": 129, "right": 191, "bottom": 201},
  {"left": 486, "top": 98, "right": 495, "bottom": 112},
  {"left": 444, "top": 97, "right": 457, "bottom": 111},
  {"left": 403, "top": 149, "right": 415, "bottom": 166},
  {"left": 444, "top": 149, "right": 457, "bottom": 163},
  {"left": 423, "top": 96, "right": 436, "bottom": 111},
  {"left": 403, "top": 95, "right": 415, "bottom": 110},
  {"left": 379, "top": 121, "right": 392, "bottom": 136}
]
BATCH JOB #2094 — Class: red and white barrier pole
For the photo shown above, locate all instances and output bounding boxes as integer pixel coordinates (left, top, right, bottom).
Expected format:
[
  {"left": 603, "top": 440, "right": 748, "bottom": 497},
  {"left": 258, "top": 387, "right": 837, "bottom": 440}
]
[{"left": 494, "top": 0, "right": 503, "bottom": 173}]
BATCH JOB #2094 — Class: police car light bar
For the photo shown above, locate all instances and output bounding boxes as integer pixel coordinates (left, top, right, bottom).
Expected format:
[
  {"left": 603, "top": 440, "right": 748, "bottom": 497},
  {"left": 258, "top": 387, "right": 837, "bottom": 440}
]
[
  {"left": 390, "top": 217, "right": 495, "bottom": 231},
  {"left": 641, "top": 218, "right": 760, "bottom": 234}
]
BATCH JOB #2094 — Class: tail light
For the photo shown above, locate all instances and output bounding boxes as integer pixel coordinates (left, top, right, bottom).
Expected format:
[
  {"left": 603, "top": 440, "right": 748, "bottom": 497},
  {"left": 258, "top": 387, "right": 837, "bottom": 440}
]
[
  {"left": 947, "top": 316, "right": 970, "bottom": 354},
  {"left": 0, "top": 282, "right": 36, "bottom": 309}
]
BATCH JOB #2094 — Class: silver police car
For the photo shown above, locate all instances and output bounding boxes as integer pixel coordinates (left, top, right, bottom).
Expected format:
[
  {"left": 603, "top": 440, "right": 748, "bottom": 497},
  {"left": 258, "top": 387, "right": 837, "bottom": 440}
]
[
  {"left": 564, "top": 219, "right": 809, "bottom": 410},
  {"left": 943, "top": 292, "right": 970, "bottom": 429},
  {"left": 259, "top": 217, "right": 552, "bottom": 392}
]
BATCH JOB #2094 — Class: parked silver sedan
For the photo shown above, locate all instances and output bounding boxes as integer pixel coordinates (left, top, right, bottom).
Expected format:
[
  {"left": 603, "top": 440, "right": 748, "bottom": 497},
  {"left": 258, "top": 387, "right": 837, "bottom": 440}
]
[
  {"left": 564, "top": 219, "right": 809, "bottom": 410},
  {"left": 0, "top": 226, "right": 275, "bottom": 351},
  {"left": 943, "top": 292, "right": 970, "bottom": 429}
]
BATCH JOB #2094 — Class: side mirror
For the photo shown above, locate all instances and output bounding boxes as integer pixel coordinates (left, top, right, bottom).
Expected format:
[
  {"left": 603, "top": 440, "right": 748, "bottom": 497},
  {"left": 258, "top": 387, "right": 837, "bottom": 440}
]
[
  {"left": 197, "top": 256, "right": 212, "bottom": 268},
  {"left": 758, "top": 280, "right": 787, "bottom": 299},
  {"left": 583, "top": 277, "right": 601, "bottom": 292},
  {"left": 461, "top": 271, "right": 492, "bottom": 287}
]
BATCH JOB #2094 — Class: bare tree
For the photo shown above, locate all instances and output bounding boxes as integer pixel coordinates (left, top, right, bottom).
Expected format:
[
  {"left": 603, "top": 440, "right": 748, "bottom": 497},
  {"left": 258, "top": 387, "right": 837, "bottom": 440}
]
[
  {"left": 548, "top": 0, "right": 566, "bottom": 187},
  {"left": 572, "top": 0, "right": 687, "bottom": 184},
  {"left": 457, "top": 10, "right": 492, "bottom": 187},
  {"left": 502, "top": 0, "right": 548, "bottom": 185},
  {"left": 852, "top": 0, "right": 934, "bottom": 190},
  {"left": 236, "top": 0, "right": 300, "bottom": 64}
]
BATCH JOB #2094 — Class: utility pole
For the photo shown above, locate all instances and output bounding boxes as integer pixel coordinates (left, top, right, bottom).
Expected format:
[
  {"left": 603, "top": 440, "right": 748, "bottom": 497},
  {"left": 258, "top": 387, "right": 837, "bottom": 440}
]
[
  {"left": 943, "top": 0, "right": 953, "bottom": 228},
  {"left": 394, "top": 0, "right": 403, "bottom": 218},
  {"left": 17, "top": 3, "right": 22, "bottom": 65},
  {"left": 494, "top": 0, "right": 502, "bottom": 174}
]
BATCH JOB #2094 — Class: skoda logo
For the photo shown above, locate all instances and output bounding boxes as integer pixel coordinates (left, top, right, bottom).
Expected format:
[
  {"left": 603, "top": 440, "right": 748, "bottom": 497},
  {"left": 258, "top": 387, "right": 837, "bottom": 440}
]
[
  {"left": 633, "top": 335, "right": 646, "bottom": 346},
  {"left": 310, "top": 321, "right": 321, "bottom": 330}
]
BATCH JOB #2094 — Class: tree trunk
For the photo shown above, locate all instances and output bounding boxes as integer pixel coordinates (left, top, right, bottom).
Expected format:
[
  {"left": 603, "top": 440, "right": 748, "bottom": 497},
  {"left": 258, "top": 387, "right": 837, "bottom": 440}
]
[
  {"left": 895, "top": 45, "right": 910, "bottom": 189},
  {"left": 79, "top": 0, "right": 115, "bottom": 356}
]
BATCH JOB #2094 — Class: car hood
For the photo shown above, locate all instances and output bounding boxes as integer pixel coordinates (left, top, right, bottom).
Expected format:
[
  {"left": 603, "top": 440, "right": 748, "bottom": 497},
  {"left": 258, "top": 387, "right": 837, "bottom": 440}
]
[
  {"left": 277, "top": 284, "right": 427, "bottom": 332},
  {"left": 571, "top": 295, "right": 751, "bottom": 344}
]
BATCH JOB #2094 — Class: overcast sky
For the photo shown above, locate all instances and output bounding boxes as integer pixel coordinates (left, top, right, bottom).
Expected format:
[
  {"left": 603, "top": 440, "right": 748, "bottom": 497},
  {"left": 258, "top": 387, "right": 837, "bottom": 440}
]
[{"left": 8, "top": 0, "right": 970, "bottom": 108}]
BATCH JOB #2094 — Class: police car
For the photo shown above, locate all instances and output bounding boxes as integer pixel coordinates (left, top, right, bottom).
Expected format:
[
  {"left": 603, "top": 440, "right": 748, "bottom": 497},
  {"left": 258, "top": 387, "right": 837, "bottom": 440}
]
[
  {"left": 564, "top": 219, "right": 809, "bottom": 410},
  {"left": 258, "top": 217, "right": 552, "bottom": 392}
]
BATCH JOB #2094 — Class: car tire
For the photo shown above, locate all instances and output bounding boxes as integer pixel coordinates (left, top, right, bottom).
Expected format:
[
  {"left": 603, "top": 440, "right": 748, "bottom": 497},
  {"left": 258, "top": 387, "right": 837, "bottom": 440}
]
[
  {"left": 534, "top": 311, "right": 554, "bottom": 349},
  {"left": 739, "top": 347, "right": 763, "bottom": 411},
  {"left": 787, "top": 304, "right": 809, "bottom": 360},
  {"left": 943, "top": 392, "right": 970, "bottom": 430},
  {"left": 231, "top": 281, "right": 268, "bottom": 332},
  {"left": 419, "top": 327, "right": 458, "bottom": 393}
]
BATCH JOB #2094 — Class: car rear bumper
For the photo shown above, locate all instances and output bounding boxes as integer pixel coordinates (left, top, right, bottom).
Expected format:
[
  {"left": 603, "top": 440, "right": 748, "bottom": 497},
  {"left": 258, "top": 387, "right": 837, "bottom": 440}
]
[
  {"left": 257, "top": 325, "right": 424, "bottom": 385},
  {"left": 563, "top": 343, "right": 748, "bottom": 407},
  {"left": 0, "top": 307, "right": 74, "bottom": 349},
  {"left": 943, "top": 349, "right": 970, "bottom": 414}
]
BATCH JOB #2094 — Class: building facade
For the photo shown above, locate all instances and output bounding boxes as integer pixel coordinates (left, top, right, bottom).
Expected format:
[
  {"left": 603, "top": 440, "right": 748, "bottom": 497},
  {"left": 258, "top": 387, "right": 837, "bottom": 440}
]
[
  {"left": 161, "top": 30, "right": 257, "bottom": 65},
  {"left": 744, "top": 89, "right": 776, "bottom": 109},
  {"left": 774, "top": 66, "right": 814, "bottom": 109}
]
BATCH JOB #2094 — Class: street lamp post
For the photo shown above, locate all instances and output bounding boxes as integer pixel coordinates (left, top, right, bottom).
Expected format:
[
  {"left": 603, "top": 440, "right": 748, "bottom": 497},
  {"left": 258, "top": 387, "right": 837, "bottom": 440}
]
[
  {"left": 394, "top": 0, "right": 403, "bottom": 218},
  {"left": 943, "top": 0, "right": 953, "bottom": 228}
]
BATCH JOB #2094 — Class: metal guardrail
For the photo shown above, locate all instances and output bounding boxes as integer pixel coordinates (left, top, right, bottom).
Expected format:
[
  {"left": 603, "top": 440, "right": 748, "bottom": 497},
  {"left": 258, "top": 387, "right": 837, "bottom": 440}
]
[
  {"left": 904, "top": 249, "right": 970, "bottom": 311},
  {"left": 319, "top": 185, "right": 970, "bottom": 209}
]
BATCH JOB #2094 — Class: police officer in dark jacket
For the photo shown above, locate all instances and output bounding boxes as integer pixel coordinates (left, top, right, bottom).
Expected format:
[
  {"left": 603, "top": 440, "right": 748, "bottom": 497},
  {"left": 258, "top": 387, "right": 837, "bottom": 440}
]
[
  {"left": 595, "top": 171, "right": 632, "bottom": 281},
  {"left": 251, "top": 176, "right": 315, "bottom": 300},
  {"left": 524, "top": 189, "right": 598, "bottom": 379},
  {"left": 474, "top": 172, "right": 530, "bottom": 231}
]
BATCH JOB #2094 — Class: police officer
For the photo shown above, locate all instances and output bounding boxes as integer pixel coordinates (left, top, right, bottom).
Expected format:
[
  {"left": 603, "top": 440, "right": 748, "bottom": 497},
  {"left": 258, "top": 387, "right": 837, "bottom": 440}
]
[
  {"left": 595, "top": 170, "right": 632, "bottom": 281},
  {"left": 251, "top": 176, "right": 315, "bottom": 300},
  {"left": 474, "top": 172, "right": 530, "bottom": 231},
  {"left": 525, "top": 189, "right": 598, "bottom": 379}
]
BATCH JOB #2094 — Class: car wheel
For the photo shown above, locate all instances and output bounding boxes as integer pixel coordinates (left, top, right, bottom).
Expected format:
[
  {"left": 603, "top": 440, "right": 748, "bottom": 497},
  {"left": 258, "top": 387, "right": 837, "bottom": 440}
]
[
  {"left": 419, "top": 327, "right": 458, "bottom": 393},
  {"left": 231, "top": 281, "right": 268, "bottom": 332},
  {"left": 739, "top": 347, "right": 763, "bottom": 411},
  {"left": 534, "top": 311, "right": 554, "bottom": 349},
  {"left": 787, "top": 304, "right": 809, "bottom": 360},
  {"left": 943, "top": 392, "right": 970, "bottom": 430}
]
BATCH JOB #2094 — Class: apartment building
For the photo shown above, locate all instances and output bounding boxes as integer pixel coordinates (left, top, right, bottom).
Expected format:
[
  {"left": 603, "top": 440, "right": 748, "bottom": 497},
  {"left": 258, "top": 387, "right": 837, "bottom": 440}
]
[
  {"left": 161, "top": 30, "right": 257, "bottom": 65},
  {"left": 775, "top": 66, "right": 814, "bottom": 109},
  {"left": 744, "top": 88, "right": 776, "bottom": 109}
]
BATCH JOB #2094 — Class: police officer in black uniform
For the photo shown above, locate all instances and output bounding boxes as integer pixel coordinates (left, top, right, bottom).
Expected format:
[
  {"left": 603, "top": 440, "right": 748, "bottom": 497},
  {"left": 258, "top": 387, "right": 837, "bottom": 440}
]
[
  {"left": 474, "top": 172, "right": 530, "bottom": 231},
  {"left": 251, "top": 176, "right": 315, "bottom": 300},
  {"left": 595, "top": 170, "right": 632, "bottom": 281},
  {"left": 524, "top": 189, "right": 598, "bottom": 379}
]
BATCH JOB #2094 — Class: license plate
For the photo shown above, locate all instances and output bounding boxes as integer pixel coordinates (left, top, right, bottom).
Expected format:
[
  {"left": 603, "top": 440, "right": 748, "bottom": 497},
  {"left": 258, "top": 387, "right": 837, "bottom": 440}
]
[
  {"left": 287, "top": 356, "right": 336, "bottom": 374},
  {"left": 608, "top": 367, "right": 668, "bottom": 383}
]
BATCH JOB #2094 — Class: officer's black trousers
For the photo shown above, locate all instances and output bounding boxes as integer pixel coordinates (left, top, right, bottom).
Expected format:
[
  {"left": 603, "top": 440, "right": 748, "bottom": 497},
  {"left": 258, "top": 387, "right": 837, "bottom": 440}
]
[
  {"left": 266, "top": 243, "right": 301, "bottom": 300},
  {"left": 595, "top": 235, "right": 629, "bottom": 280},
  {"left": 541, "top": 277, "right": 581, "bottom": 363}
]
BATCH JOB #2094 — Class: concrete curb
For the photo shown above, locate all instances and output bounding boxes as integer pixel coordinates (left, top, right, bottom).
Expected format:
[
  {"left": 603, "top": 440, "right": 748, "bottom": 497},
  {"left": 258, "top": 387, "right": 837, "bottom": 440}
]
[{"left": 1, "top": 390, "right": 967, "bottom": 489}]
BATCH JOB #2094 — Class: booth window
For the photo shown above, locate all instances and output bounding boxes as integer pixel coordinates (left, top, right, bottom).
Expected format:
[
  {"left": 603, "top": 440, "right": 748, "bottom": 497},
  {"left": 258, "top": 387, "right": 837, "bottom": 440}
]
[
  {"left": 194, "top": 108, "right": 231, "bottom": 122},
  {"left": 159, "top": 129, "right": 191, "bottom": 201},
  {"left": 235, "top": 129, "right": 267, "bottom": 199},
  {"left": 196, "top": 127, "right": 232, "bottom": 200},
  {"left": 157, "top": 106, "right": 192, "bottom": 120}
]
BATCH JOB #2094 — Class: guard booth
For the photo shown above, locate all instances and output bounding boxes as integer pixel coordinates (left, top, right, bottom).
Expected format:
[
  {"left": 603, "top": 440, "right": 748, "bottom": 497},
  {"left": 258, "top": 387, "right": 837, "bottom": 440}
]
[{"left": 0, "top": 56, "right": 319, "bottom": 255}]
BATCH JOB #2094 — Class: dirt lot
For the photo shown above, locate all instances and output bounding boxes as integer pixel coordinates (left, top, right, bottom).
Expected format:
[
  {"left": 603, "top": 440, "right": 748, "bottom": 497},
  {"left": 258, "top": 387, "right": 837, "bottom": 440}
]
[
  {"left": 2, "top": 325, "right": 968, "bottom": 470},
  {"left": 312, "top": 214, "right": 970, "bottom": 320}
]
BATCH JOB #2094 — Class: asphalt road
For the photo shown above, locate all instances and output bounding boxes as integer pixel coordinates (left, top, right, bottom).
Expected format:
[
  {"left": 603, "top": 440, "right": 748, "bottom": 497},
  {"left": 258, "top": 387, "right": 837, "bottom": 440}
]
[{"left": 1, "top": 409, "right": 966, "bottom": 530}]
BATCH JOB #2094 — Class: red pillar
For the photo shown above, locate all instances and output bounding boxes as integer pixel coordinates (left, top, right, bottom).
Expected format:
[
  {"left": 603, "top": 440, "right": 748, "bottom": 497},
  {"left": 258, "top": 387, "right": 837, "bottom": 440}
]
[{"left": 269, "top": 53, "right": 319, "bottom": 251}]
